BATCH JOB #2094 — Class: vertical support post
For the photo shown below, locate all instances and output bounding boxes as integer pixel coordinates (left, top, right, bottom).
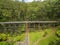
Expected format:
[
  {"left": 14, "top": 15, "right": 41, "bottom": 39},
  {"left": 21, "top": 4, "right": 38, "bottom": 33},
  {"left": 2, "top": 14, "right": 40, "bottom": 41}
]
[
  {"left": 54, "top": 23, "right": 56, "bottom": 32},
  {"left": 48, "top": 23, "right": 50, "bottom": 28},
  {"left": 18, "top": 24, "right": 21, "bottom": 35},
  {"left": 3, "top": 24, "right": 6, "bottom": 33},
  {"left": 34, "top": 23, "right": 35, "bottom": 31},
  {"left": 42, "top": 24, "right": 44, "bottom": 30},
  {"left": 38, "top": 23, "right": 40, "bottom": 31},
  {"left": 42, "top": 24, "right": 45, "bottom": 30},
  {"left": 10, "top": 24, "right": 13, "bottom": 35}
]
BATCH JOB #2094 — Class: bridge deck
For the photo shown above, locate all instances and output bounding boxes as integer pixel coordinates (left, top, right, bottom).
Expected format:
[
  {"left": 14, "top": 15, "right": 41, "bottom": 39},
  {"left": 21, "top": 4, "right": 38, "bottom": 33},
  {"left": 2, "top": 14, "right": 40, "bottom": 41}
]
[{"left": 0, "top": 21, "right": 57, "bottom": 24}]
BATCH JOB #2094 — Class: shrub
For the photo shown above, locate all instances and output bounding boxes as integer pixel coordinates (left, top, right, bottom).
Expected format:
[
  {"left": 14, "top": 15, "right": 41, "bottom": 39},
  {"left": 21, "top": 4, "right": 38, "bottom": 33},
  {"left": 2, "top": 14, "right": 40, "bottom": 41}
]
[
  {"left": 13, "top": 36, "right": 21, "bottom": 41},
  {"left": 0, "top": 41, "right": 9, "bottom": 45},
  {"left": 0, "top": 41, "right": 16, "bottom": 45},
  {"left": 43, "top": 31, "right": 47, "bottom": 37},
  {"left": 49, "top": 39, "right": 60, "bottom": 45},
  {"left": 56, "top": 30, "right": 60, "bottom": 37},
  {"left": 0, "top": 33, "right": 7, "bottom": 41}
]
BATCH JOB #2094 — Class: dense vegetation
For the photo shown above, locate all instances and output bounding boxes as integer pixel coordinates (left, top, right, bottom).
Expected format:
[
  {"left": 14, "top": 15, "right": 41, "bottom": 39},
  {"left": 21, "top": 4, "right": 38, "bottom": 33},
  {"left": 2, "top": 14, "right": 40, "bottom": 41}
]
[
  {"left": 0, "top": 0, "right": 60, "bottom": 45},
  {"left": 0, "top": 0, "right": 60, "bottom": 21},
  {"left": 38, "top": 27, "right": 60, "bottom": 45}
]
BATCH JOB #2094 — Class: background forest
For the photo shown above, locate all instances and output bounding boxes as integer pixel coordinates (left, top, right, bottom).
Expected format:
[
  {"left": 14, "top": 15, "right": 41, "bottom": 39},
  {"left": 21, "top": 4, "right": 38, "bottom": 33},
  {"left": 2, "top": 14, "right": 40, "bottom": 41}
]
[{"left": 0, "top": 0, "right": 60, "bottom": 21}]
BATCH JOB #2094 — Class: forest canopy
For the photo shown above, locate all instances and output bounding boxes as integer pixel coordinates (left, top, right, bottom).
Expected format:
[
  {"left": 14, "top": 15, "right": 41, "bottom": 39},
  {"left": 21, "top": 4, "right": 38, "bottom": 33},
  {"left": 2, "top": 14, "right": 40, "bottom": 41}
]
[{"left": 0, "top": 0, "right": 60, "bottom": 21}]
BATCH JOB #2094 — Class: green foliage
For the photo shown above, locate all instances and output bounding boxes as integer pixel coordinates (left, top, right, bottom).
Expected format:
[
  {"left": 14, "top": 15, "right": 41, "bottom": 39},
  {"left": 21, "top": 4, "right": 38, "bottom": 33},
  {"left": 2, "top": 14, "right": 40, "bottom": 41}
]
[
  {"left": 38, "top": 32, "right": 57, "bottom": 45},
  {"left": 49, "top": 39, "right": 60, "bottom": 45},
  {"left": 0, "top": 0, "right": 60, "bottom": 21},
  {"left": 30, "top": 31, "right": 44, "bottom": 44},
  {"left": 13, "top": 33, "right": 25, "bottom": 41},
  {"left": 0, "top": 33, "right": 7, "bottom": 41},
  {"left": 0, "top": 33, "right": 25, "bottom": 44},
  {"left": 56, "top": 29, "right": 60, "bottom": 37},
  {"left": 57, "top": 26, "right": 60, "bottom": 30},
  {"left": 0, "top": 41, "right": 16, "bottom": 45},
  {"left": 30, "top": 29, "right": 53, "bottom": 44},
  {"left": 0, "top": 42, "right": 9, "bottom": 45},
  {"left": 20, "top": 24, "right": 25, "bottom": 32},
  {"left": 56, "top": 30, "right": 60, "bottom": 36},
  {"left": 0, "top": 0, "right": 60, "bottom": 45}
]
